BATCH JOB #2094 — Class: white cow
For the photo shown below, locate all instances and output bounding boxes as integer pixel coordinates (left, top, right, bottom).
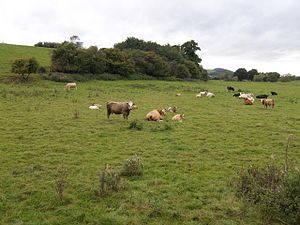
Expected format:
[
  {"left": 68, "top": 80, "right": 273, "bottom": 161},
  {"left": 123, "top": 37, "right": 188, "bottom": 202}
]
[
  {"left": 196, "top": 91, "right": 207, "bottom": 98},
  {"left": 239, "top": 93, "right": 254, "bottom": 99},
  {"left": 206, "top": 92, "right": 215, "bottom": 98},
  {"left": 89, "top": 104, "right": 101, "bottom": 110}
]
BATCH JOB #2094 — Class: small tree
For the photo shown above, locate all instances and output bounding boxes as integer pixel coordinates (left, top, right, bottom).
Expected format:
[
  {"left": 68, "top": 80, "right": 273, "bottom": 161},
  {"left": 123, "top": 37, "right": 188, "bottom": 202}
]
[{"left": 11, "top": 58, "right": 39, "bottom": 81}]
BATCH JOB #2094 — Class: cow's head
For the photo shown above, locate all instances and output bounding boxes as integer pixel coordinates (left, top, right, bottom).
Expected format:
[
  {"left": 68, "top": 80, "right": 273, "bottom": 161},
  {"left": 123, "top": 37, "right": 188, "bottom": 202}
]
[{"left": 127, "top": 101, "right": 137, "bottom": 110}]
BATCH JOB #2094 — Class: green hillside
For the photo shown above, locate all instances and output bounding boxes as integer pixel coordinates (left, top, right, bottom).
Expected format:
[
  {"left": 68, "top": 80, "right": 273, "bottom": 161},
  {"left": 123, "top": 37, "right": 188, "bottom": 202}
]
[{"left": 0, "top": 43, "right": 52, "bottom": 75}]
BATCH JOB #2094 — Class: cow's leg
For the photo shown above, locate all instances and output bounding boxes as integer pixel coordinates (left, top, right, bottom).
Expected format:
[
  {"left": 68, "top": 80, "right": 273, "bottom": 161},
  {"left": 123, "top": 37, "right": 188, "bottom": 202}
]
[{"left": 107, "top": 110, "right": 111, "bottom": 119}]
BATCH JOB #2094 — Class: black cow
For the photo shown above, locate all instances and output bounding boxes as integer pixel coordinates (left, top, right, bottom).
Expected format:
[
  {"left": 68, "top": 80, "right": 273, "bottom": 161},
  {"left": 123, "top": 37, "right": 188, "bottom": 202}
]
[
  {"left": 227, "top": 86, "right": 235, "bottom": 92},
  {"left": 233, "top": 93, "right": 240, "bottom": 97},
  {"left": 271, "top": 91, "right": 278, "bottom": 96},
  {"left": 256, "top": 94, "right": 269, "bottom": 99}
]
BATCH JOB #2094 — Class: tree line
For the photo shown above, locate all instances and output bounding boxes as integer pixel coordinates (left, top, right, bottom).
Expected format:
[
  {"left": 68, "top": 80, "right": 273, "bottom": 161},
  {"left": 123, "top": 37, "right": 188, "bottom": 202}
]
[
  {"left": 50, "top": 37, "right": 208, "bottom": 80},
  {"left": 219, "top": 68, "right": 297, "bottom": 82}
]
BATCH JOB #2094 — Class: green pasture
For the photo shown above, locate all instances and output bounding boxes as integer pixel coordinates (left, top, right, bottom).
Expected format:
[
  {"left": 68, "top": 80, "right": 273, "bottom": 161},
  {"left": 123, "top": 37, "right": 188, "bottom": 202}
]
[
  {"left": 0, "top": 43, "right": 52, "bottom": 75},
  {"left": 0, "top": 80, "right": 299, "bottom": 225}
]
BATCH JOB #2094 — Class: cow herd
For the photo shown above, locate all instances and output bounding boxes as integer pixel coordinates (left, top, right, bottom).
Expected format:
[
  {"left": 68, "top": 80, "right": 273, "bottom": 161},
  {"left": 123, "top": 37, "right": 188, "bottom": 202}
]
[
  {"left": 227, "top": 86, "right": 277, "bottom": 108},
  {"left": 64, "top": 82, "right": 277, "bottom": 122}
]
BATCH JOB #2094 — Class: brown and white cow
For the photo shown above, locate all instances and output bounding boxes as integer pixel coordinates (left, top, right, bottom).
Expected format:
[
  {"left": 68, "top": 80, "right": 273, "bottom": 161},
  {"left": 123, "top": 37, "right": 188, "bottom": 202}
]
[{"left": 107, "top": 101, "right": 137, "bottom": 119}]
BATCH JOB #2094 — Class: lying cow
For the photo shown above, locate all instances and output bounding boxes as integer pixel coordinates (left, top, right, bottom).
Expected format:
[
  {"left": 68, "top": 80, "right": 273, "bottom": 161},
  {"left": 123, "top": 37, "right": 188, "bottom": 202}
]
[
  {"left": 89, "top": 103, "right": 101, "bottom": 110},
  {"left": 172, "top": 114, "right": 185, "bottom": 122},
  {"left": 196, "top": 91, "right": 207, "bottom": 98},
  {"left": 239, "top": 92, "right": 255, "bottom": 99},
  {"left": 233, "top": 93, "right": 240, "bottom": 97},
  {"left": 146, "top": 109, "right": 166, "bottom": 121},
  {"left": 107, "top": 101, "right": 137, "bottom": 119},
  {"left": 176, "top": 93, "right": 181, "bottom": 97},
  {"left": 261, "top": 99, "right": 275, "bottom": 109},
  {"left": 227, "top": 86, "right": 235, "bottom": 92},
  {"left": 64, "top": 82, "right": 77, "bottom": 91},
  {"left": 244, "top": 97, "right": 254, "bottom": 105},
  {"left": 206, "top": 92, "right": 215, "bottom": 98},
  {"left": 167, "top": 106, "right": 177, "bottom": 113},
  {"left": 256, "top": 94, "right": 269, "bottom": 99}
]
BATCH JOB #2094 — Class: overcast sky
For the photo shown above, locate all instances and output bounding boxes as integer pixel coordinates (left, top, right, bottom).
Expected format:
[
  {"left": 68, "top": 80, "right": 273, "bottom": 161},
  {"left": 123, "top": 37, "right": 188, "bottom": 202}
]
[{"left": 1, "top": 0, "right": 300, "bottom": 75}]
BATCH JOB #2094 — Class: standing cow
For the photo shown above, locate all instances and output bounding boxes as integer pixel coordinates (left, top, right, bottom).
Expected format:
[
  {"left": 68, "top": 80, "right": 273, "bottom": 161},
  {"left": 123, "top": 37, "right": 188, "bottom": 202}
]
[{"left": 106, "top": 101, "right": 137, "bottom": 119}]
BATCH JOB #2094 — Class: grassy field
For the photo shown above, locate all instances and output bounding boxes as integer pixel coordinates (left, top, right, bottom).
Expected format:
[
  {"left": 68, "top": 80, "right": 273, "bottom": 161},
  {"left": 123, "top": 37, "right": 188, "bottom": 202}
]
[
  {"left": 0, "top": 79, "right": 299, "bottom": 225},
  {"left": 0, "top": 43, "right": 52, "bottom": 75}
]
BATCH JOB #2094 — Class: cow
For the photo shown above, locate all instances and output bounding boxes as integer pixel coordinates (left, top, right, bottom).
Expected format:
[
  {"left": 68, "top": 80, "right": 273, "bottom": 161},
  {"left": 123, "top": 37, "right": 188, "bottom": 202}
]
[
  {"left": 146, "top": 109, "right": 166, "bottom": 121},
  {"left": 172, "top": 114, "right": 185, "bottom": 122},
  {"left": 106, "top": 101, "right": 137, "bottom": 119},
  {"left": 175, "top": 93, "right": 181, "bottom": 96},
  {"left": 64, "top": 82, "right": 77, "bottom": 91},
  {"left": 167, "top": 106, "right": 177, "bottom": 113},
  {"left": 227, "top": 86, "right": 235, "bottom": 92},
  {"left": 244, "top": 97, "right": 254, "bottom": 105},
  {"left": 196, "top": 91, "right": 207, "bottom": 98},
  {"left": 233, "top": 93, "right": 240, "bottom": 97},
  {"left": 239, "top": 93, "right": 255, "bottom": 99},
  {"left": 206, "top": 92, "right": 215, "bottom": 98},
  {"left": 89, "top": 103, "right": 101, "bottom": 110},
  {"left": 271, "top": 91, "right": 278, "bottom": 96},
  {"left": 261, "top": 99, "right": 275, "bottom": 109},
  {"left": 256, "top": 94, "right": 269, "bottom": 99}
]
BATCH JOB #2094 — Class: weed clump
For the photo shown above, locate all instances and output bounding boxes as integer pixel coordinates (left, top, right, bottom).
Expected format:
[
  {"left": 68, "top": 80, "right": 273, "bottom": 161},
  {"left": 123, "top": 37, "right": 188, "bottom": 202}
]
[
  {"left": 54, "top": 162, "right": 68, "bottom": 201},
  {"left": 97, "top": 164, "right": 121, "bottom": 196},
  {"left": 121, "top": 155, "right": 143, "bottom": 177},
  {"left": 128, "top": 120, "right": 143, "bottom": 130}
]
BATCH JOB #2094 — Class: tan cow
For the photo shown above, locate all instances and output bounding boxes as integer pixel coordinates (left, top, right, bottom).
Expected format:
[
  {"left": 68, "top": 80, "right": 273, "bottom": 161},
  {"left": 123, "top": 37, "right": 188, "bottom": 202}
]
[
  {"left": 146, "top": 109, "right": 166, "bottom": 121},
  {"left": 172, "top": 114, "right": 185, "bottom": 122}
]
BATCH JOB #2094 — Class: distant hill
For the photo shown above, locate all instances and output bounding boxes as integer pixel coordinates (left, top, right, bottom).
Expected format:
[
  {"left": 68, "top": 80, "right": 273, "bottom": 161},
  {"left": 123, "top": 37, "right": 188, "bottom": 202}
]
[
  {"left": 207, "top": 68, "right": 234, "bottom": 79},
  {"left": 0, "top": 43, "right": 52, "bottom": 75}
]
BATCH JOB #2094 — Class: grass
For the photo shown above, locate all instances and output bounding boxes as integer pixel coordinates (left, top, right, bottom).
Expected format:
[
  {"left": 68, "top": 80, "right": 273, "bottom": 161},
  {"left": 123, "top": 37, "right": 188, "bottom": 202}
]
[
  {"left": 0, "top": 43, "right": 52, "bottom": 75},
  {"left": 0, "top": 79, "right": 299, "bottom": 225}
]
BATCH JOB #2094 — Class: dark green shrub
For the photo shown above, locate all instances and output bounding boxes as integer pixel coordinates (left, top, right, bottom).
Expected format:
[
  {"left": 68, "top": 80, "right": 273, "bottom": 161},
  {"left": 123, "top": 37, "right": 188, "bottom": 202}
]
[
  {"left": 121, "top": 155, "right": 143, "bottom": 177},
  {"left": 128, "top": 120, "right": 143, "bottom": 130}
]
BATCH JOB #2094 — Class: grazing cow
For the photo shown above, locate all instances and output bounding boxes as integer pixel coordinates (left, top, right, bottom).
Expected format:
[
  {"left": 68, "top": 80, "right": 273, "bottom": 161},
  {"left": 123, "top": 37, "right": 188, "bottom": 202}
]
[
  {"left": 256, "top": 94, "right": 269, "bottom": 99},
  {"left": 227, "top": 86, "right": 235, "bottom": 92},
  {"left": 64, "top": 82, "right": 77, "bottom": 91},
  {"left": 172, "top": 114, "right": 185, "bottom": 122},
  {"left": 167, "top": 106, "right": 177, "bottom": 113},
  {"left": 107, "top": 101, "right": 137, "bottom": 119},
  {"left": 271, "top": 91, "right": 278, "bottom": 96},
  {"left": 261, "top": 99, "right": 275, "bottom": 109},
  {"left": 206, "top": 92, "right": 215, "bottom": 98},
  {"left": 196, "top": 91, "right": 207, "bottom": 98},
  {"left": 233, "top": 93, "right": 240, "bottom": 97},
  {"left": 146, "top": 109, "right": 166, "bottom": 121},
  {"left": 175, "top": 93, "right": 181, "bottom": 96},
  {"left": 244, "top": 97, "right": 254, "bottom": 105},
  {"left": 89, "top": 103, "right": 101, "bottom": 110}
]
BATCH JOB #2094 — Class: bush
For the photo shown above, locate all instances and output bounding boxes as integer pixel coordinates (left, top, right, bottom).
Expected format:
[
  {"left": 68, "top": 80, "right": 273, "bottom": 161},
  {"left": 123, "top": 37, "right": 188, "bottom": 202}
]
[
  {"left": 233, "top": 165, "right": 300, "bottom": 224},
  {"left": 121, "top": 155, "right": 143, "bottom": 177},
  {"left": 128, "top": 120, "right": 143, "bottom": 130},
  {"left": 234, "top": 164, "right": 284, "bottom": 204},
  {"left": 97, "top": 164, "right": 121, "bottom": 196},
  {"left": 260, "top": 172, "right": 300, "bottom": 225}
]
